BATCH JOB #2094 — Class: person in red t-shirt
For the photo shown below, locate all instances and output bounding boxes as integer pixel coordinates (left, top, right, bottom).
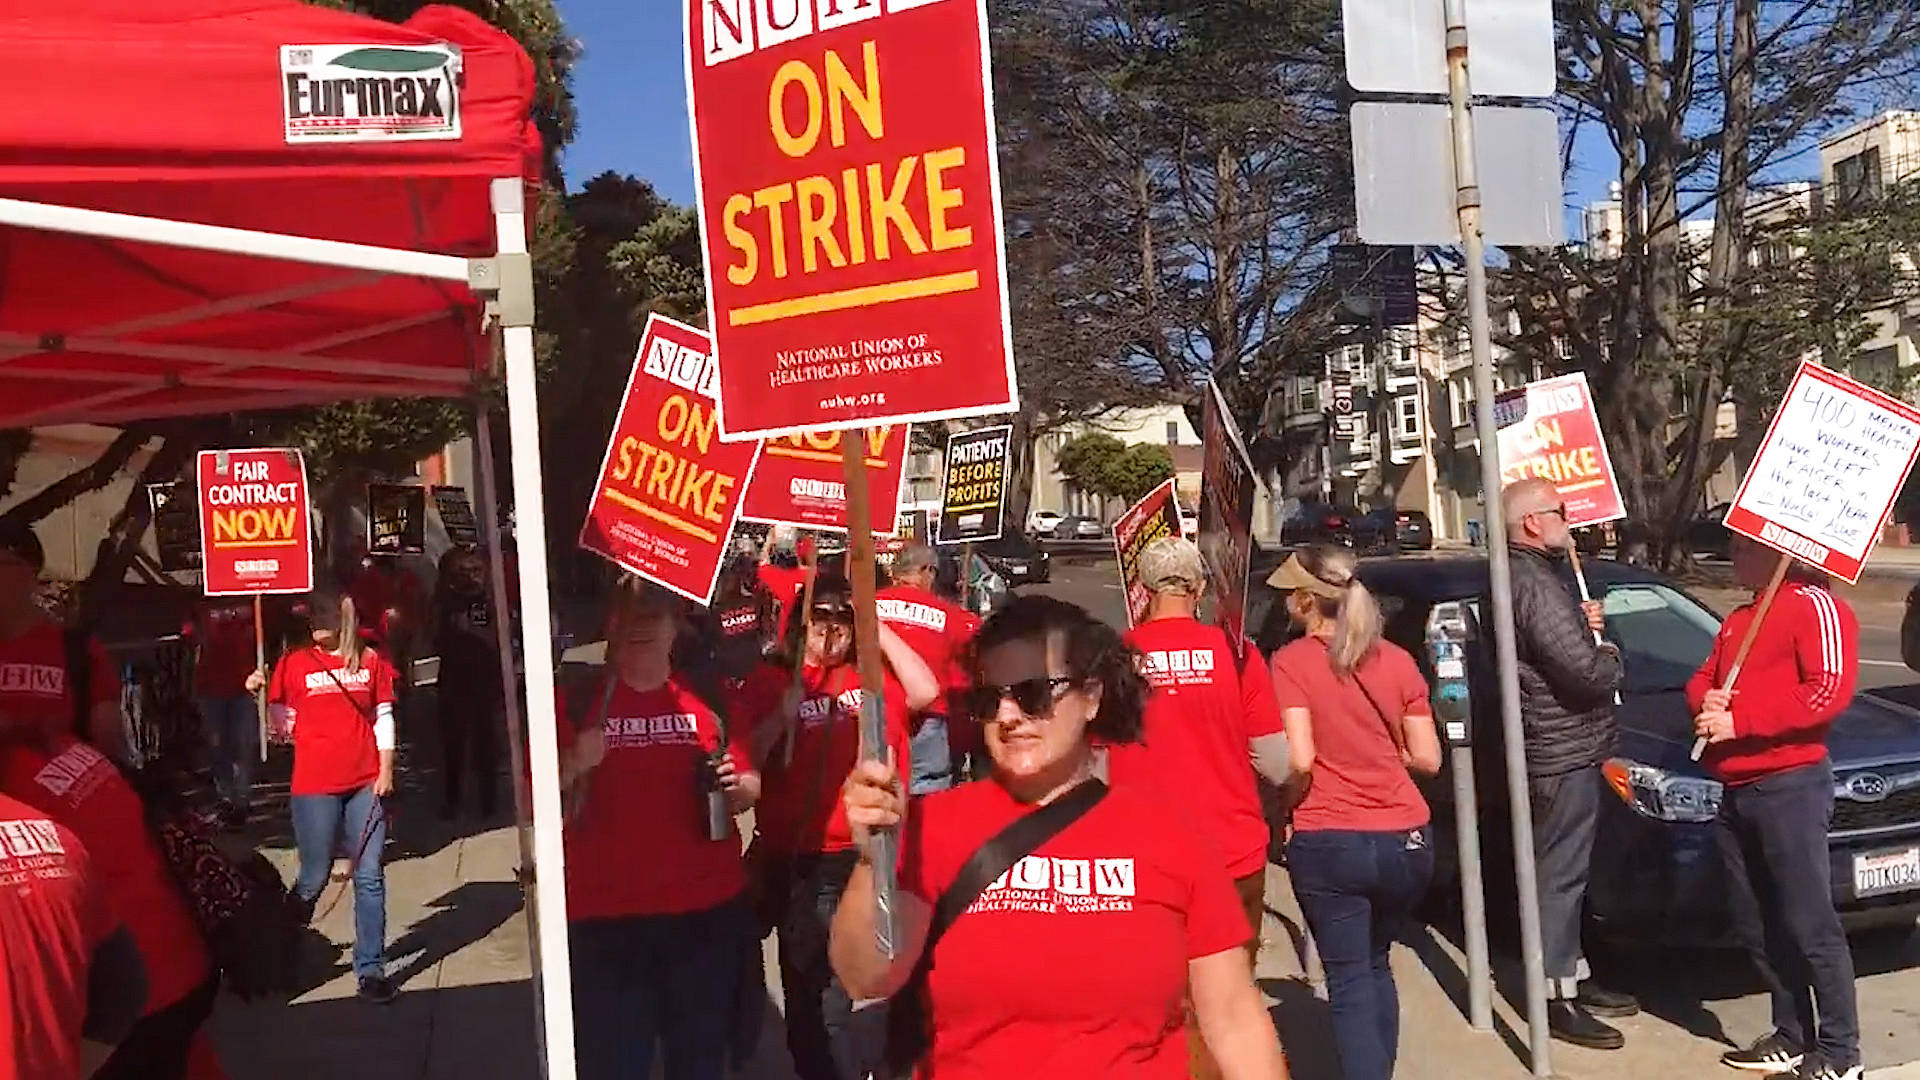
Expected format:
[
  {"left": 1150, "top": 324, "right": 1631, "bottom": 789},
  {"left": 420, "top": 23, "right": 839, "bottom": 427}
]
[
  {"left": 746, "top": 573, "right": 939, "bottom": 1080},
  {"left": 1266, "top": 546, "right": 1440, "bottom": 1080},
  {"left": 834, "top": 595, "right": 1288, "bottom": 1080},
  {"left": 878, "top": 544, "right": 982, "bottom": 795},
  {"left": 251, "top": 589, "right": 399, "bottom": 1006},
  {"left": 553, "top": 577, "right": 762, "bottom": 1080},
  {"left": 0, "top": 525, "right": 124, "bottom": 763},
  {"left": 1113, "top": 537, "right": 1293, "bottom": 1080},
  {"left": 0, "top": 728, "right": 216, "bottom": 1080},
  {"left": 190, "top": 597, "right": 263, "bottom": 827},
  {"left": 0, "top": 789, "right": 149, "bottom": 1080},
  {"left": 1690, "top": 534, "right": 1862, "bottom": 1080}
]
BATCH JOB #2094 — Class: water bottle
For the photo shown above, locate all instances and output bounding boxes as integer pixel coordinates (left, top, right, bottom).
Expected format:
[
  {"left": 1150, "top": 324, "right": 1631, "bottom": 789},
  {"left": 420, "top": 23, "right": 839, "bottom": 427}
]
[{"left": 700, "top": 750, "right": 732, "bottom": 842}]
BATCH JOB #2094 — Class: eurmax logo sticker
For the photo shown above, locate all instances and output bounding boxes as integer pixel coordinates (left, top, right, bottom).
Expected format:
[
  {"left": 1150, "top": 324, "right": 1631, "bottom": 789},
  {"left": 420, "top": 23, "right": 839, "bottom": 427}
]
[{"left": 281, "top": 44, "right": 462, "bottom": 143}]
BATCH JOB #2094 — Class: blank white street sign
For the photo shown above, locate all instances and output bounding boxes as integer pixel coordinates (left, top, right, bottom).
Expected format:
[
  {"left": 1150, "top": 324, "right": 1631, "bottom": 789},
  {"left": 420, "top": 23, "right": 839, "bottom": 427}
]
[
  {"left": 1352, "top": 102, "right": 1565, "bottom": 246},
  {"left": 1342, "top": 0, "right": 1556, "bottom": 98}
]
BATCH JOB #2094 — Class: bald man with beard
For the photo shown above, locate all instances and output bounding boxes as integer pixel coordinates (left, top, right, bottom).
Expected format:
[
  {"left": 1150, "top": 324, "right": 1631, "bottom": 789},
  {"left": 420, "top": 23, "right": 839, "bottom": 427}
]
[{"left": 1498, "top": 478, "right": 1636, "bottom": 1049}]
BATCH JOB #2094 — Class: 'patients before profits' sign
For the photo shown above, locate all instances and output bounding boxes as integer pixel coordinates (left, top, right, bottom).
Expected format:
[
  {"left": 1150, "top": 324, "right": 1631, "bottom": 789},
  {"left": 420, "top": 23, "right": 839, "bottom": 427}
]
[
  {"left": 580, "top": 315, "right": 766, "bottom": 603},
  {"left": 935, "top": 424, "right": 1009, "bottom": 544},
  {"left": 1725, "top": 360, "right": 1920, "bottom": 584},
  {"left": 196, "top": 448, "right": 314, "bottom": 596},
  {"left": 684, "top": 0, "right": 1017, "bottom": 439},
  {"left": 1493, "top": 372, "right": 1624, "bottom": 529}
]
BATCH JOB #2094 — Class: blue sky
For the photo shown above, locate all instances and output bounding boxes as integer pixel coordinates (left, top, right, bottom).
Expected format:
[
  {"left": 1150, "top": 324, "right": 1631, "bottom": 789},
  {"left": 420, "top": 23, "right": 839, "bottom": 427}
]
[{"left": 558, "top": 0, "right": 1621, "bottom": 231}]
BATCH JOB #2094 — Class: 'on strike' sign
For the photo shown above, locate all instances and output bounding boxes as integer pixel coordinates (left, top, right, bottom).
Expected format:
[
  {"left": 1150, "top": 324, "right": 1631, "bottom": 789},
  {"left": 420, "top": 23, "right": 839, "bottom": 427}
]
[
  {"left": 684, "top": 0, "right": 1017, "bottom": 440},
  {"left": 196, "top": 448, "right": 314, "bottom": 596},
  {"left": 1725, "top": 361, "right": 1920, "bottom": 583}
]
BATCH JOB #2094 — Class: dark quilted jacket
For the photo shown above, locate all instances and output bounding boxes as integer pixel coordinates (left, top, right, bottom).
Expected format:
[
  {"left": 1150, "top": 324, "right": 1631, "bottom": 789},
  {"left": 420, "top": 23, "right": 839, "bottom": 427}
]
[{"left": 1504, "top": 544, "right": 1622, "bottom": 779}]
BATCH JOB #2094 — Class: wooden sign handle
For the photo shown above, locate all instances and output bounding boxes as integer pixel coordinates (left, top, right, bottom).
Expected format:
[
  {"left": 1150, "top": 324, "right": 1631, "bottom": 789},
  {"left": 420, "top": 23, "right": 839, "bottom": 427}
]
[{"left": 1691, "top": 552, "right": 1791, "bottom": 760}]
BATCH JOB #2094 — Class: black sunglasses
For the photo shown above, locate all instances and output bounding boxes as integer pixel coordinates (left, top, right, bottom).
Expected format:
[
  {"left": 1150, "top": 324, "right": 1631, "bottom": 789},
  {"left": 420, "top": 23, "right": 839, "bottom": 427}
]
[
  {"left": 809, "top": 604, "right": 855, "bottom": 625},
  {"left": 962, "top": 675, "right": 1080, "bottom": 721}
]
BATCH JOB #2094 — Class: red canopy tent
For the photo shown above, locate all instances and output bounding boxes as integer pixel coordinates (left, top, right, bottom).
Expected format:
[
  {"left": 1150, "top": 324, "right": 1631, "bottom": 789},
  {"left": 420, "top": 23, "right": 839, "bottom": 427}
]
[{"left": 0, "top": 1, "right": 578, "bottom": 1072}]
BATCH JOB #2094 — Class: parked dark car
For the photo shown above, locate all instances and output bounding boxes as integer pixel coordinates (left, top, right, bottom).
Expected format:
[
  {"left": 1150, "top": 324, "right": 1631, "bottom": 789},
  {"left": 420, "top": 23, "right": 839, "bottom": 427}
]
[
  {"left": 1280, "top": 501, "right": 1357, "bottom": 547},
  {"left": 1687, "top": 503, "right": 1733, "bottom": 560},
  {"left": 976, "top": 529, "right": 1051, "bottom": 585},
  {"left": 1248, "top": 552, "right": 1920, "bottom": 947},
  {"left": 1052, "top": 515, "right": 1104, "bottom": 540},
  {"left": 1352, "top": 508, "right": 1435, "bottom": 554}
]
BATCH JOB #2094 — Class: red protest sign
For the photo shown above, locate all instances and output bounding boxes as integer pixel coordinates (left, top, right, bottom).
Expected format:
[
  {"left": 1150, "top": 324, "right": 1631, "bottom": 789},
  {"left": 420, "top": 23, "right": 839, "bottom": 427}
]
[
  {"left": 684, "top": 0, "right": 1017, "bottom": 440},
  {"left": 580, "top": 315, "right": 767, "bottom": 604},
  {"left": 739, "top": 424, "right": 909, "bottom": 534},
  {"left": 1724, "top": 360, "right": 1920, "bottom": 583},
  {"left": 1493, "top": 372, "right": 1625, "bottom": 529},
  {"left": 196, "top": 448, "right": 314, "bottom": 596},
  {"left": 1114, "top": 478, "right": 1183, "bottom": 626}
]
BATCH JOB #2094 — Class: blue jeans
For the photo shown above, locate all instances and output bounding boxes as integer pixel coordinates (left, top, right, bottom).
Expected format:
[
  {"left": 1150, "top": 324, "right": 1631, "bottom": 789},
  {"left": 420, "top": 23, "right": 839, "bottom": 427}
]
[
  {"left": 200, "top": 694, "right": 257, "bottom": 807},
  {"left": 570, "top": 898, "right": 755, "bottom": 1080},
  {"left": 291, "top": 786, "right": 388, "bottom": 978},
  {"left": 1288, "top": 826, "right": 1434, "bottom": 1080},
  {"left": 907, "top": 715, "right": 954, "bottom": 795}
]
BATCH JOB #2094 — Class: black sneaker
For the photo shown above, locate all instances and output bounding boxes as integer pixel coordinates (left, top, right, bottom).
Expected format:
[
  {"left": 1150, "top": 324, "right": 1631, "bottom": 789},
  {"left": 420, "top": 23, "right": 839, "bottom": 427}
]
[
  {"left": 1722, "top": 1032, "right": 1804, "bottom": 1074},
  {"left": 1575, "top": 982, "right": 1640, "bottom": 1019},
  {"left": 357, "top": 975, "right": 399, "bottom": 1005},
  {"left": 1787, "top": 1055, "right": 1862, "bottom": 1080},
  {"left": 1548, "top": 1001, "right": 1624, "bottom": 1050}
]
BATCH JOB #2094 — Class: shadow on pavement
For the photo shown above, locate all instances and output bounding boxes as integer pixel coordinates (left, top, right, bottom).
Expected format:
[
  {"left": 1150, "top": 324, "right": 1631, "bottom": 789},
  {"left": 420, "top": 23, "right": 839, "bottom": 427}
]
[
  {"left": 386, "top": 880, "right": 527, "bottom": 991},
  {"left": 1405, "top": 922, "right": 1531, "bottom": 1063},
  {"left": 211, "top": 979, "right": 539, "bottom": 1080},
  {"left": 1261, "top": 977, "right": 1338, "bottom": 1078}
]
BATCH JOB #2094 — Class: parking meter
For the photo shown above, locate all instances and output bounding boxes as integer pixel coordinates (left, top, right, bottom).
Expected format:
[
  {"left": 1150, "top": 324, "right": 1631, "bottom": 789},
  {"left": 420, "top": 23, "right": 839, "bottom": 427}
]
[
  {"left": 1426, "top": 597, "right": 1492, "bottom": 1030},
  {"left": 1427, "top": 599, "right": 1475, "bottom": 747}
]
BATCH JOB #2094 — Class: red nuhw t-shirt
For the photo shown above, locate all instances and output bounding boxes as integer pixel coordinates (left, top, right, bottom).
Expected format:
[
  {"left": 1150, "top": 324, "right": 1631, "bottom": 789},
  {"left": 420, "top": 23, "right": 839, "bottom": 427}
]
[
  {"left": 1111, "top": 618, "right": 1286, "bottom": 878},
  {"left": 0, "top": 621, "right": 116, "bottom": 743},
  {"left": 555, "top": 677, "right": 754, "bottom": 921},
  {"left": 756, "top": 661, "right": 911, "bottom": 855},
  {"left": 878, "top": 583, "right": 980, "bottom": 745},
  {"left": 1269, "top": 637, "right": 1432, "bottom": 833},
  {"left": 0, "top": 791, "right": 114, "bottom": 1080},
  {"left": 1, "top": 739, "right": 211, "bottom": 1015},
  {"left": 193, "top": 599, "right": 258, "bottom": 698},
  {"left": 898, "top": 781, "right": 1251, "bottom": 1080},
  {"left": 268, "top": 647, "right": 396, "bottom": 796}
]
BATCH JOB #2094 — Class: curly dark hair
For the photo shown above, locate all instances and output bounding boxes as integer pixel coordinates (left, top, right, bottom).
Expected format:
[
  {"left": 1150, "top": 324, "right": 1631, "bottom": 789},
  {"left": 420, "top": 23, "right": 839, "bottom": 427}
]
[
  {"left": 775, "top": 571, "right": 856, "bottom": 669},
  {"left": 969, "top": 594, "right": 1148, "bottom": 744}
]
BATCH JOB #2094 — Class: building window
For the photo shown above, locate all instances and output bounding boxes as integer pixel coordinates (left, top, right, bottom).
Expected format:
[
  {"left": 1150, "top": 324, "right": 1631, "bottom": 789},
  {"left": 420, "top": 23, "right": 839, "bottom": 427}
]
[
  {"left": 1166, "top": 420, "right": 1180, "bottom": 445},
  {"left": 1299, "top": 377, "right": 1319, "bottom": 413},
  {"left": 1396, "top": 395, "right": 1421, "bottom": 439},
  {"left": 1834, "top": 147, "right": 1883, "bottom": 207},
  {"left": 1450, "top": 375, "right": 1474, "bottom": 428}
]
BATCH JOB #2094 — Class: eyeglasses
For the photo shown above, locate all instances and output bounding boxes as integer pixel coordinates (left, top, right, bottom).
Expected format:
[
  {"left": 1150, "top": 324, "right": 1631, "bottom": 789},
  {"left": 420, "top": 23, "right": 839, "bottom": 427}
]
[
  {"left": 962, "top": 675, "right": 1080, "bottom": 722},
  {"left": 1532, "top": 505, "right": 1568, "bottom": 521},
  {"left": 809, "top": 606, "right": 855, "bottom": 626}
]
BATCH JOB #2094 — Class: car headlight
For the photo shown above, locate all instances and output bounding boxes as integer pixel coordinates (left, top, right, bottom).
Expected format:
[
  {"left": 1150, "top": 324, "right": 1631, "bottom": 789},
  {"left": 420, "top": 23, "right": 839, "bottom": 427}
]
[{"left": 1602, "top": 758, "right": 1723, "bottom": 823}]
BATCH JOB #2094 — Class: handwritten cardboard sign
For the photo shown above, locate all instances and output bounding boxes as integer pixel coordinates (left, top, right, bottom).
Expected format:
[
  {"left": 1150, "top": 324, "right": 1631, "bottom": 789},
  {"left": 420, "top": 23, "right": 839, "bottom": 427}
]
[
  {"left": 1114, "top": 478, "right": 1183, "bottom": 626},
  {"left": 1725, "top": 360, "right": 1920, "bottom": 583},
  {"left": 1493, "top": 372, "right": 1625, "bottom": 529}
]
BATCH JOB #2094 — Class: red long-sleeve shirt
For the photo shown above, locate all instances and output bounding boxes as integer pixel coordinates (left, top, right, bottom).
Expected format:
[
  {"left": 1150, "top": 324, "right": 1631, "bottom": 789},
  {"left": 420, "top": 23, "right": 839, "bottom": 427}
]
[{"left": 1686, "top": 582, "right": 1857, "bottom": 786}]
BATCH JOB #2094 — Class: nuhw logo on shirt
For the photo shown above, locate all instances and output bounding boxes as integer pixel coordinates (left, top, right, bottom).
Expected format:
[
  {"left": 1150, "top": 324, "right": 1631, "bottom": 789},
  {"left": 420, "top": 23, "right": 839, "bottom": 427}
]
[
  {"left": 304, "top": 667, "right": 374, "bottom": 693},
  {"left": 798, "top": 689, "right": 863, "bottom": 729},
  {"left": 1138, "top": 648, "right": 1216, "bottom": 688},
  {"left": 33, "top": 743, "right": 110, "bottom": 802},
  {"left": 0, "top": 663, "right": 64, "bottom": 698},
  {"left": 604, "top": 712, "right": 700, "bottom": 750},
  {"left": 968, "top": 855, "right": 1137, "bottom": 916},
  {"left": 877, "top": 598, "right": 948, "bottom": 633}
]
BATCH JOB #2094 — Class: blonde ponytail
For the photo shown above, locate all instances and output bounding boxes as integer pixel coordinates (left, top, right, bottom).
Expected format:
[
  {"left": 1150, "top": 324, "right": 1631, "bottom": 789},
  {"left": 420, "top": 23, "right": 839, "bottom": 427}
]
[
  {"left": 1295, "top": 544, "right": 1383, "bottom": 674},
  {"left": 337, "top": 594, "right": 365, "bottom": 674}
]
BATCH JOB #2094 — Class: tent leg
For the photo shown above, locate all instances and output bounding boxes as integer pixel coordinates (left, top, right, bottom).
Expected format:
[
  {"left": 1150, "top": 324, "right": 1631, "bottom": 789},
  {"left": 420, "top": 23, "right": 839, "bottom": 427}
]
[
  {"left": 472, "top": 402, "right": 539, "bottom": 925},
  {"left": 489, "top": 178, "right": 576, "bottom": 1080}
]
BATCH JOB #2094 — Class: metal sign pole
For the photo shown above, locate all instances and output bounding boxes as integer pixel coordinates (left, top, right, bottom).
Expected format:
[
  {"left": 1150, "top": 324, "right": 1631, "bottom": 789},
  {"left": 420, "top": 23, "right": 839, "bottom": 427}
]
[{"left": 1443, "top": 2, "right": 1551, "bottom": 1073}]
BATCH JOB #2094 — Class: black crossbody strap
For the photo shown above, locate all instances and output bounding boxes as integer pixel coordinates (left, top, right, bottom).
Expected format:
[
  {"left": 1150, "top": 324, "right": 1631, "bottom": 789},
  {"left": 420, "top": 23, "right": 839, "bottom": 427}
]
[{"left": 926, "top": 777, "right": 1108, "bottom": 946}]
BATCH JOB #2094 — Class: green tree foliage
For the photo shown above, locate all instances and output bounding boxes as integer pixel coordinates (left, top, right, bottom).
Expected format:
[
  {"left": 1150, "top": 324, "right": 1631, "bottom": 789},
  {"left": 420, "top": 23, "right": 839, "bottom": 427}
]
[{"left": 1056, "top": 434, "right": 1173, "bottom": 504}]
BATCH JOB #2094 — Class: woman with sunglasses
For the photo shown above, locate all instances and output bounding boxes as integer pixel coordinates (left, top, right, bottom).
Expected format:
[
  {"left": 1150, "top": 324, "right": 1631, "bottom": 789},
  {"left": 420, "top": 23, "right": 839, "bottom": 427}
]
[
  {"left": 832, "top": 595, "right": 1289, "bottom": 1080},
  {"left": 246, "top": 590, "right": 399, "bottom": 1005},
  {"left": 555, "top": 577, "right": 761, "bottom": 1080},
  {"left": 747, "top": 574, "right": 941, "bottom": 1080},
  {"left": 1264, "top": 546, "right": 1441, "bottom": 1080}
]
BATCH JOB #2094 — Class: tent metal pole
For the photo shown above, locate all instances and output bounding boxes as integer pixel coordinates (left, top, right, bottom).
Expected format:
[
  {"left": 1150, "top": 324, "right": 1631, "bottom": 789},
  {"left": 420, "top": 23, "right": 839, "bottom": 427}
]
[
  {"left": 488, "top": 177, "right": 577, "bottom": 1080},
  {"left": 471, "top": 398, "right": 538, "bottom": 934},
  {"left": 0, "top": 196, "right": 472, "bottom": 281}
]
